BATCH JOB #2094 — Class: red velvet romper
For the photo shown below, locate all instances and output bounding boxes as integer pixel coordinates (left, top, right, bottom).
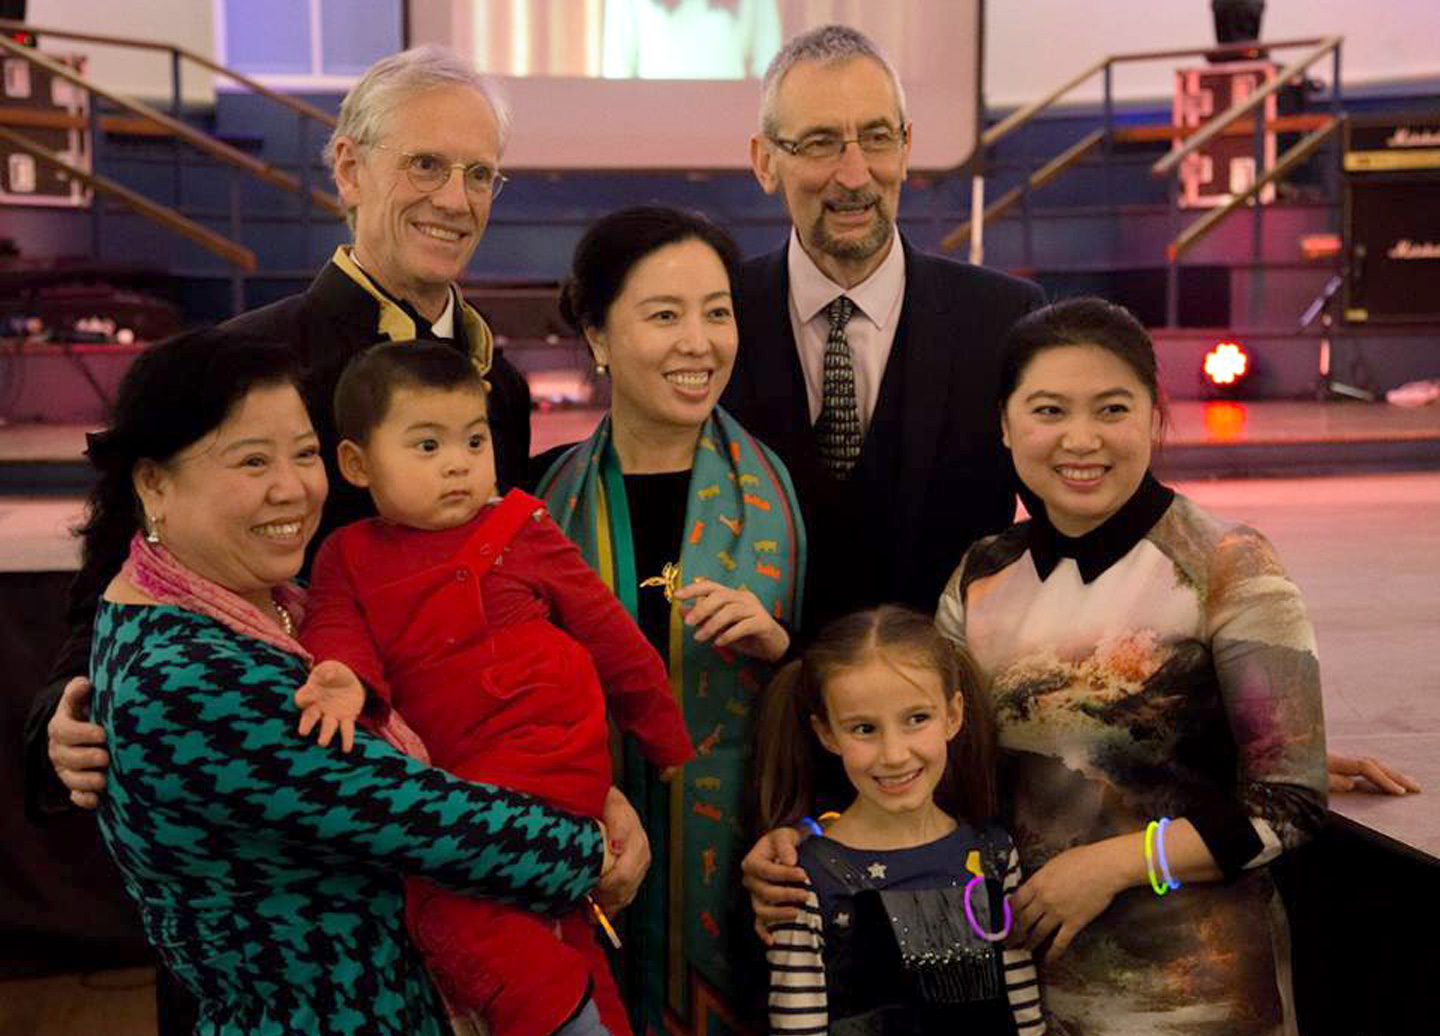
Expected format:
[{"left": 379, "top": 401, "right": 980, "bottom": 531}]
[{"left": 303, "top": 490, "right": 694, "bottom": 1036}]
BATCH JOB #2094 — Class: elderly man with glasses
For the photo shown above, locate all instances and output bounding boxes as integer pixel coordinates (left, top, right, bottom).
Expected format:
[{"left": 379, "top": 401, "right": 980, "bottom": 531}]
[
  {"left": 722, "top": 23, "right": 1044, "bottom": 633},
  {"left": 27, "top": 45, "right": 655, "bottom": 1036},
  {"left": 234, "top": 44, "right": 528, "bottom": 545}
]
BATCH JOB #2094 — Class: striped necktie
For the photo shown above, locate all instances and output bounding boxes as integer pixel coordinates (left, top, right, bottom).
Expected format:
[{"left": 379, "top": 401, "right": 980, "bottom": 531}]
[{"left": 815, "top": 295, "right": 863, "bottom": 478}]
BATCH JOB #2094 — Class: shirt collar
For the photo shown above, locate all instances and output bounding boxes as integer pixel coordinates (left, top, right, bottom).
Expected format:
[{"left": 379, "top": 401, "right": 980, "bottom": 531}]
[
  {"left": 786, "top": 226, "right": 905, "bottom": 328},
  {"left": 1025, "top": 472, "right": 1176, "bottom": 583},
  {"left": 431, "top": 289, "right": 457, "bottom": 338}
]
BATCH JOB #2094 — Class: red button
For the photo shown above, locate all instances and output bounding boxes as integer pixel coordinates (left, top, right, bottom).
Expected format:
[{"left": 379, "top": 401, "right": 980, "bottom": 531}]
[{"left": 456, "top": 568, "right": 469, "bottom": 581}]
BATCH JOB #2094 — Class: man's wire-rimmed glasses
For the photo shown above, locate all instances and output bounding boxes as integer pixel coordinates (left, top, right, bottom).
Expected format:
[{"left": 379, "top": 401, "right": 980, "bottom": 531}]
[{"left": 370, "top": 142, "right": 507, "bottom": 200}]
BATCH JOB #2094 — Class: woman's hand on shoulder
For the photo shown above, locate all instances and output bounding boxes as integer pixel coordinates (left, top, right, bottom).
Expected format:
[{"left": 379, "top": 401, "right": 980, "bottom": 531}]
[
  {"left": 1010, "top": 843, "right": 1125, "bottom": 962},
  {"left": 741, "top": 826, "right": 811, "bottom": 944},
  {"left": 674, "top": 578, "right": 789, "bottom": 663}
]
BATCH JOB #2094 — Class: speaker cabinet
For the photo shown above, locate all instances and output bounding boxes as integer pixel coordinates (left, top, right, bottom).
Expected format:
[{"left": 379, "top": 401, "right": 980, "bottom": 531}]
[{"left": 1344, "top": 176, "right": 1440, "bottom": 324}]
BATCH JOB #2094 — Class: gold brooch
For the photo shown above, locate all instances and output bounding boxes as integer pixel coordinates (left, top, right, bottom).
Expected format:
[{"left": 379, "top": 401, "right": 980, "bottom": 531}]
[{"left": 640, "top": 562, "right": 682, "bottom": 602}]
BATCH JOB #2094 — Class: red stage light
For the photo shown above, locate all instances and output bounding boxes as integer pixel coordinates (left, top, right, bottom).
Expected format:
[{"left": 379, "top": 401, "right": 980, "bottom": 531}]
[{"left": 1203, "top": 341, "right": 1249, "bottom": 386}]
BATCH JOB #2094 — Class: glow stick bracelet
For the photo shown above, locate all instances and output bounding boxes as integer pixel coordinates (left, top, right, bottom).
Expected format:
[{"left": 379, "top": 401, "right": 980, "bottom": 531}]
[
  {"left": 1144, "top": 820, "right": 1169, "bottom": 896},
  {"left": 963, "top": 875, "right": 1013, "bottom": 942},
  {"left": 1157, "top": 817, "right": 1181, "bottom": 890}
]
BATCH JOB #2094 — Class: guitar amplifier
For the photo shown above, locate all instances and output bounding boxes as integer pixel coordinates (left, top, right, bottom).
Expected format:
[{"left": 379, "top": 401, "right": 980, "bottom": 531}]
[{"left": 1343, "top": 115, "right": 1440, "bottom": 324}]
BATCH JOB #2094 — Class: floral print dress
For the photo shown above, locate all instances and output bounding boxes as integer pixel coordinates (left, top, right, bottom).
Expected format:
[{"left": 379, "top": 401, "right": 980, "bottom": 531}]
[{"left": 936, "top": 475, "right": 1328, "bottom": 1036}]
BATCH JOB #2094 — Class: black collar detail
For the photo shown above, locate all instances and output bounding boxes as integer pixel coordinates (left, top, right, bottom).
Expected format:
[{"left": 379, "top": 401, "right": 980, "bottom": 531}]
[
  {"left": 341, "top": 261, "right": 456, "bottom": 343},
  {"left": 1027, "top": 472, "right": 1175, "bottom": 583}
]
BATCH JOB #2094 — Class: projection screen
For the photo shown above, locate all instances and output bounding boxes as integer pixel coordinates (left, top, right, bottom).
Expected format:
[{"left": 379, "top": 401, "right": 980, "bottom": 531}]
[{"left": 408, "top": 0, "right": 981, "bottom": 171}]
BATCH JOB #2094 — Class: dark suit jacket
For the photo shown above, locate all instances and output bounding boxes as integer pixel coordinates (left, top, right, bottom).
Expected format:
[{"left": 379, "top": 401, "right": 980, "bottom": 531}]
[
  {"left": 721, "top": 238, "right": 1042, "bottom": 634},
  {"left": 22, "top": 261, "right": 533, "bottom": 819}
]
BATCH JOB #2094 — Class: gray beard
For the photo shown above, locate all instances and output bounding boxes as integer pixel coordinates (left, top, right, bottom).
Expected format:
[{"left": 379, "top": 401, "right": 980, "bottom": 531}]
[{"left": 807, "top": 195, "right": 894, "bottom": 263}]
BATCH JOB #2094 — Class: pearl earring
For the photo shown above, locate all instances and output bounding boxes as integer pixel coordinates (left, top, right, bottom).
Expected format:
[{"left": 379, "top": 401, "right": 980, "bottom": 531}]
[{"left": 145, "top": 514, "right": 162, "bottom": 544}]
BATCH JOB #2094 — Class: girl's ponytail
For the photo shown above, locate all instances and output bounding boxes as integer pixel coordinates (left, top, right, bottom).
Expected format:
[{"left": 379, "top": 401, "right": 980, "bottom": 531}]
[
  {"left": 754, "top": 659, "right": 825, "bottom": 833},
  {"left": 934, "top": 637, "right": 999, "bottom": 825}
]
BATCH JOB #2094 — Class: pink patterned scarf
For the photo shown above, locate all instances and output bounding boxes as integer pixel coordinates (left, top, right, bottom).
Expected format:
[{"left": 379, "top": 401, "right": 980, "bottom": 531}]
[{"left": 121, "top": 533, "right": 430, "bottom": 762}]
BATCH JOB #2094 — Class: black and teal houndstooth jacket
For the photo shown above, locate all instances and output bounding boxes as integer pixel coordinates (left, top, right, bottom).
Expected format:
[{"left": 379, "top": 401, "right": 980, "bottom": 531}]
[{"left": 91, "top": 601, "right": 603, "bottom": 1036}]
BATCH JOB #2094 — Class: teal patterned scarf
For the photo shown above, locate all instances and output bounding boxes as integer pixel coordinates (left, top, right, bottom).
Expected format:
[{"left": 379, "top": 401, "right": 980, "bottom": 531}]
[{"left": 537, "top": 405, "right": 805, "bottom": 1034}]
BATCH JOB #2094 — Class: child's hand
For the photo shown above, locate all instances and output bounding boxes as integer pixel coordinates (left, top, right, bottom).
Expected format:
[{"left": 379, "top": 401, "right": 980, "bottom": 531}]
[
  {"left": 659, "top": 766, "right": 682, "bottom": 783},
  {"left": 294, "top": 659, "right": 365, "bottom": 753},
  {"left": 674, "top": 578, "right": 790, "bottom": 662}
]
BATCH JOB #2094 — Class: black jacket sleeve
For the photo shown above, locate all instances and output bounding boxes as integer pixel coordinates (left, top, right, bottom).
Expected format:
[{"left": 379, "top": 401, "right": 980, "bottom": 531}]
[{"left": 487, "top": 347, "right": 533, "bottom": 493}]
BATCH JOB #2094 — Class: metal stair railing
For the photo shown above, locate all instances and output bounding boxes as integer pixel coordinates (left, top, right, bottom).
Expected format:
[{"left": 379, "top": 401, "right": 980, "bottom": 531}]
[
  {"left": 0, "top": 22, "right": 344, "bottom": 313},
  {"left": 0, "top": 34, "right": 341, "bottom": 214},
  {"left": 946, "top": 35, "right": 1345, "bottom": 326},
  {"left": 1152, "top": 37, "right": 1344, "bottom": 325},
  {"left": 0, "top": 123, "right": 256, "bottom": 270}
]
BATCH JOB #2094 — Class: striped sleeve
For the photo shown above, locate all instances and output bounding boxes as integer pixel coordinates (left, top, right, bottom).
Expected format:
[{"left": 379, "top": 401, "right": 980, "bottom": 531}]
[
  {"left": 767, "top": 888, "right": 827, "bottom": 1036},
  {"left": 1000, "top": 845, "right": 1046, "bottom": 1034}
]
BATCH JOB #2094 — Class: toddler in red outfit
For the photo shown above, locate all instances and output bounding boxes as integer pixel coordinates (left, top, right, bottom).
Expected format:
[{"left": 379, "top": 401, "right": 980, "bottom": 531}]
[{"left": 294, "top": 341, "right": 693, "bottom": 1036}]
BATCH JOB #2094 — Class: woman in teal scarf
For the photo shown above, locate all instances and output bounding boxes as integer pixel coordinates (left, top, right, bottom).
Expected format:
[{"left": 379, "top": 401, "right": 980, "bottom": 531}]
[{"left": 535, "top": 206, "right": 805, "bottom": 1036}]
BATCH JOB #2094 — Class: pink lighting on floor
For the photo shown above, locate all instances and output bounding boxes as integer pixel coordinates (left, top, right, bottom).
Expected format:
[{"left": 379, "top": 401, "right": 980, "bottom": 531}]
[{"left": 1202, "top": 400, "right": 1249, "bottom": 442}]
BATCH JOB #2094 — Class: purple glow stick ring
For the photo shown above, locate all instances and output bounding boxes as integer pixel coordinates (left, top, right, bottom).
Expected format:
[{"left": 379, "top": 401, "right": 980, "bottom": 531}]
[{"left": 963, "top": 875, "right": 1013, "bottom": 943}]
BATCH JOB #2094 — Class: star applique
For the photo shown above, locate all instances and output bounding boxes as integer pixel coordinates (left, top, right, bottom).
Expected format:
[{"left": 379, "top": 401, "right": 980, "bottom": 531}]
[
  {"left": 833, "top": 912, "right": 850, "bottom": 928},
  {"left": 867, "top": 862, "right": 887, "bottom": 880}
]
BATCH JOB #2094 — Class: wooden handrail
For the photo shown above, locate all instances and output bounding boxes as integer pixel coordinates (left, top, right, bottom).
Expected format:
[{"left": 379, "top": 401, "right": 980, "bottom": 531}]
[
  {"left": 942, "top": 129, "right": 1103, "bottom": 252},
  {"left": 0, "top": 104, "right": 168, "bottom": 136},
  {"left": 0, "top": 18, "right": 336, "bottom": 129},
  {"left": 982, "top": 58, "right": 1109, "bottom": 150},
  {"left": 982, "top": 36, "right": 1332, "bottom": 154},
  {"left": 1153, "top": 36, "right": 1340, "bottom": 177},
  {"left": 0, "top": 123, "right": 256, "bottom": 270},
  {"left": 1113, "top": 114, "right": 1331, "bottom": 144},
  {"left": 1167, "top": 116, "right": 1341, "bottom": 261},
  {"left": 0, "top": 35, "right": 342, "bottom": 217},
  {"left": 1095, "top": 35, "right": 1329, "bottom": 67}
]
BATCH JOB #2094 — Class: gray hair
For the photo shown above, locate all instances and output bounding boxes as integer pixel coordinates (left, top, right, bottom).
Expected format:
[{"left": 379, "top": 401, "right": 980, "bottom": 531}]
[
  {"left": 758, "top": 24, "right": 907, "bottom": 138},
  {"left": 324, "top": 45, "right": 511, "bottom": 221}
]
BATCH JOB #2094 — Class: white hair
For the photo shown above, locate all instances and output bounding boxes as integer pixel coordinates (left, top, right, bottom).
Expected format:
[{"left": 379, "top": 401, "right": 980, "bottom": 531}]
[
  {"left": 758, "top": 24, "right": 907, "bottom": 138},
  {"left": 324, "top": 45, "right": 510, "bottom": 226}
]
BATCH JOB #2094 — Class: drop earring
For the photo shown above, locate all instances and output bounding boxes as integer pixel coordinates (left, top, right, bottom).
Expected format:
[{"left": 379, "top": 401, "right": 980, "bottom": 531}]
[{"left": 145, "top": 514, "right": 162, "bottom": 544}]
